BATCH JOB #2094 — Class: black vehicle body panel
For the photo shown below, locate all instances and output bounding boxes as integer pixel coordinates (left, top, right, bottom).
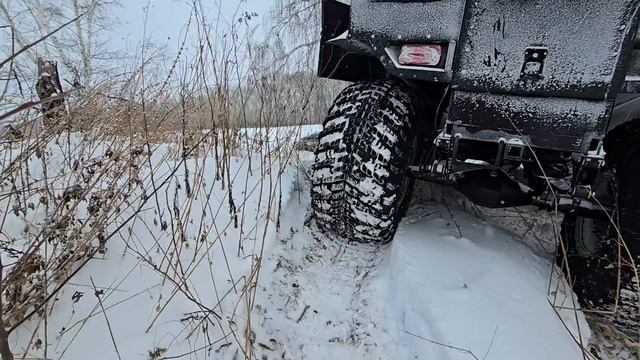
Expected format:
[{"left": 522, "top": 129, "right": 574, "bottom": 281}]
[
  {"left": 321, "top": 0, "right": 640, "bottom": 94},
  {"left": 318, "top": 0, "right": 640, "bottom": 211},
  {"left": 449, "top": 92, "right": 610, "bottom": 153},
  {"left": 454, "top": 1, "right": 638, "bottom": 100}
]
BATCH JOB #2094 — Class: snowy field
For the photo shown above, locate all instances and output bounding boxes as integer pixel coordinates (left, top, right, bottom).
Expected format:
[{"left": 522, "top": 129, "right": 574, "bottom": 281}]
[
  {"left": 2, "top": 125, "right": 598, "bottom": 359},
  {"left": 253, "top": 188, "right": 590, "bottom": 360}
]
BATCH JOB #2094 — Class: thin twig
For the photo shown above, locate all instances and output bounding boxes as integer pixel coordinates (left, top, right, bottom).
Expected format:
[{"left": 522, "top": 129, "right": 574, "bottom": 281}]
[
  {"left": 296, "top": 305, "right": 310, "bottom": 323},
  {"left": 0, "top": 12, "right": 88, "bottom": 69},
  {"left": 481, "top": 327, "right": 498, "bottom": 360},
  {"left": 90, "top": 277, "right": 122, "bottom": 360},
  {"left": 399, "top": 329, "right": 480, "bottom": 360}
]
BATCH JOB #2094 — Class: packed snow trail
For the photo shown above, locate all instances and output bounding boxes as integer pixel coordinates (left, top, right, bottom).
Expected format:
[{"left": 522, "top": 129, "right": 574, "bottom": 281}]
[{"left": 254, "top": 187, "right": 590, "bottom": 360}]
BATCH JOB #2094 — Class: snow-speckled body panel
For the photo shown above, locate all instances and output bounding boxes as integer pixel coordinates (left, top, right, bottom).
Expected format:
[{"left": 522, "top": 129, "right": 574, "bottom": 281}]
[{"left": 320, "top": 0, "right": 640, "bottom": 151}]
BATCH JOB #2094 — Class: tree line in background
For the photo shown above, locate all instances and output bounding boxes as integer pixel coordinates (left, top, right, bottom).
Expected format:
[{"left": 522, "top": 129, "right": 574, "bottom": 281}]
[{"left": 0, "top": 0, "right": 343, "bottom": 129}]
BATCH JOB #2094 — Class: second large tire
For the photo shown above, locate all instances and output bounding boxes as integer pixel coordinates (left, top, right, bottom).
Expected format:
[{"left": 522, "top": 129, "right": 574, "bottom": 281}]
[
  {"left": 311, "top": 80, "right": 416, "bottom": 244},
  {"left": 559, "top": 122, "right": 640, "bottom": 337}
]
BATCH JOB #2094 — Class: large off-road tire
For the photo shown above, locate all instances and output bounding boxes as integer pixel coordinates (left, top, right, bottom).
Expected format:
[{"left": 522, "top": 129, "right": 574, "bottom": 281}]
[
  {"left": 559, "top": 123, "right": 640, "bottom": 337},
  {"left": 311, "top": 80, "right": 416, "bottom": 244}
]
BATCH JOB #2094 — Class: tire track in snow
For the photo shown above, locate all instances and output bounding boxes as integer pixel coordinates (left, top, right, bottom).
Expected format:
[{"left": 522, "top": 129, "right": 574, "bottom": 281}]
[
  {"left": 253, "top": 192, "right": 399, "bottom": 360},
  {"left": 254, "top": 184, "right": 591, "bottom": 360}
]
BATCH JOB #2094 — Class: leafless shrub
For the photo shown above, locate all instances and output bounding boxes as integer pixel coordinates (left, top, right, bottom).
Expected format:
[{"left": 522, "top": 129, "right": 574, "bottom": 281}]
[{"left": 0, "top": 1, "right": 333, "bottom": 359}]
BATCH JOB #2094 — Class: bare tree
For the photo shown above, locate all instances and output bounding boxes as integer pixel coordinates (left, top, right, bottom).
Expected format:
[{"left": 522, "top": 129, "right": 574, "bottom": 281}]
[
  {"left": 268, "top": 0, "right": 321, "bottom": 70},
  {"left": 0, "top": 0, "right": 121, "bottom": 91}
]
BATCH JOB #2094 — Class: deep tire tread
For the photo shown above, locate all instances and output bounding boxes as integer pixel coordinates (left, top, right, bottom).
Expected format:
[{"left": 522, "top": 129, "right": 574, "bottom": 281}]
[{"left": 311, "top": 80, "right": 415, "bottom": 244}]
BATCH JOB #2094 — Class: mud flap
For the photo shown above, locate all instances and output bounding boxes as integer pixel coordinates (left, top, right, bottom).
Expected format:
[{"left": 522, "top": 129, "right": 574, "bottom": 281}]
[{"left": 318, "top": 0, "right": 386, "bottom": 81}]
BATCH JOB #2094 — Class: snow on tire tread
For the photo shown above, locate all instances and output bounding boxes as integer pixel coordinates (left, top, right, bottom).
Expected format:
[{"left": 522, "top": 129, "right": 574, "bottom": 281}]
[{"left": 311, "top": 80, "right": 414, "bottom": 244}]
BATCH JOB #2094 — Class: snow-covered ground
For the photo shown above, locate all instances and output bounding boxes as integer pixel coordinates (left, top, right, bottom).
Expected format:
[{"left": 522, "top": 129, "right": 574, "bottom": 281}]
[
  {"left": 3, "top": 126, "right": 596, "bottom": 359},
  {"left": 253, "top": 184, "right": 590, "bottom": 360}
]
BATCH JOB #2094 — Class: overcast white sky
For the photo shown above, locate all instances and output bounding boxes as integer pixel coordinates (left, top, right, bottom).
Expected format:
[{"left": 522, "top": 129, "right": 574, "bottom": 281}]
[{"left": 110, "top": 0, "right": 274, "bottom": 54}]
